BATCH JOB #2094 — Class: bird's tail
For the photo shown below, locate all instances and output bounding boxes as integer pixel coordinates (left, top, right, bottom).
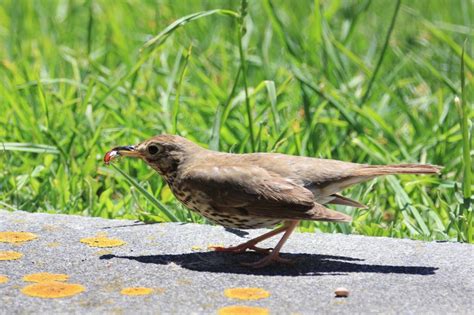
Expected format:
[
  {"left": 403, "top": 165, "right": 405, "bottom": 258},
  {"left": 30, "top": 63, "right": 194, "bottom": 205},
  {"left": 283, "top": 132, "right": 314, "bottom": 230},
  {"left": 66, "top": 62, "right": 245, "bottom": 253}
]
[
  {"left": 320, "top": 163, "right": 442, "bottom": 197},
  {"left": 353, "top": 164, "right": 442, "bottom": 177}
]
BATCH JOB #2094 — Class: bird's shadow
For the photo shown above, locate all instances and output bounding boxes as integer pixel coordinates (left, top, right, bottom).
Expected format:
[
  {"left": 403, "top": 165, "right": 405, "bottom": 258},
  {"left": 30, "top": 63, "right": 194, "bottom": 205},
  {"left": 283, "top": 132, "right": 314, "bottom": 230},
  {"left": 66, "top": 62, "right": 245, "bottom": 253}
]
[
  {"left": 102, "top": 223, "right": 250, "bottom": 238},
  {"left": 100, "top": 251, "right": 437, "bottom": 277}
]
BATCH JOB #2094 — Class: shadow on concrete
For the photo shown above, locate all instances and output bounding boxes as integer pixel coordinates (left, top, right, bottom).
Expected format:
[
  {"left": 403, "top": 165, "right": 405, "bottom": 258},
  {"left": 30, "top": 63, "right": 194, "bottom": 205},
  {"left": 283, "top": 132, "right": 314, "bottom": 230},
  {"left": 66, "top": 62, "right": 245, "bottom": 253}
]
[
  {"left": 102, "top": 224, "right": 249, "bottom": 238},
  {"left": 224, "top": 227, "right": 249, "bottom": 238},
  {"left": 100, "top": 252, "right": 438, "bottom": 276}
]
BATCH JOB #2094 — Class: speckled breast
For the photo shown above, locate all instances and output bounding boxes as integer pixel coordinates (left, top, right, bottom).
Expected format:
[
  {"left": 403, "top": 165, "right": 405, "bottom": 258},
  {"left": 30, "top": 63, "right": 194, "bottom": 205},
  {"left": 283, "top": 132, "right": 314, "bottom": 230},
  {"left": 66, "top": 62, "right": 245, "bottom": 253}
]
[{"left": 168, "top": 182, "right": 281, "bottom": 229}]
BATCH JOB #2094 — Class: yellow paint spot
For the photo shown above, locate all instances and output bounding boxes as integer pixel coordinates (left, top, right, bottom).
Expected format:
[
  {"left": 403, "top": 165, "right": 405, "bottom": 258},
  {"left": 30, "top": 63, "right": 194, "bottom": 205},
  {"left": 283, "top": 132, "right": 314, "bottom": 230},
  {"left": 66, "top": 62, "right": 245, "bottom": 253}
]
[
  {"left": 0, "top": 275, "right": 8, "bottom": 283},
  {"left": 47, "top": 242, "right": 61, "bottom": 248},
  {"left": 224, "top": 288, "right": 271, "bottom": 300},
  {"left": 0, "top": 250, "right": 23, "bottom": 260},
  {"left": 80, "top": 236, "right": 125, "bottom": 248},
  {"left": 218, "top": 305, "right": 269, "bottom": 315},
  {"left": 23, "top": 273, "right": 69, "bottom": 283},
  {"left": 191, "top": 245, "right": 202, "bottom": 251},
  {"left": 21, "top": 281, "right": 85, "bottom": 298},
  {"left": 120, "top": 287, "right": 154, "bottom": 296},
  {"left": 0, "top": 231, "right": 38, "bottom": 243}
]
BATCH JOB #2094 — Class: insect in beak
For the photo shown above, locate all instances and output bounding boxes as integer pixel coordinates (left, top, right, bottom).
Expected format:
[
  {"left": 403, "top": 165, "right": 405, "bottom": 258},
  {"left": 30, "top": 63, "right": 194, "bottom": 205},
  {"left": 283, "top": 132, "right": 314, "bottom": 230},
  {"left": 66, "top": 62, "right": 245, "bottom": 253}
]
[{"left": 104, "top": 145, "right": 139, "bottom": 164}]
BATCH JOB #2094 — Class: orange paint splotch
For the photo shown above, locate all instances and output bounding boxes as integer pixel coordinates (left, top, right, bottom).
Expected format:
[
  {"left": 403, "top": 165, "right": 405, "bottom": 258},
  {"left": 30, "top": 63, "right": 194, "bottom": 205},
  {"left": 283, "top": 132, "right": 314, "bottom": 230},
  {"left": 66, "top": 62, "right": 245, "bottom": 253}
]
[
  {"left": 0, "top": 232, "right": 38, "bottom": 244},
  {"left": 218, "top": 305, "right": 269, "bottom": 315},
  {"left": 0, "top": 250, "right": 23, "bottom": 261},
  {"left": 21, "top": 281, "right": 85, "bottom": 298},
  {"left": 23, "top": 273, "right": 69, "bottom": 283},
  {"left": 224, "top": 288, "right": 270, "bottom": 300},
  {"left": 120, "top": 287, "right": 154, "bottom": 296},
  {"left": 80, "top": 236, "right": 125, "bottom": 248}
]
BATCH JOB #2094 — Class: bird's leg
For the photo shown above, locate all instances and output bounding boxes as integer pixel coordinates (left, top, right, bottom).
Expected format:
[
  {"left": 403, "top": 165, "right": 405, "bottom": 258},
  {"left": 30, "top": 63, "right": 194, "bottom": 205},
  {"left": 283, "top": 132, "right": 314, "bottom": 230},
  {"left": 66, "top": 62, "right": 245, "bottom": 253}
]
[
  {"left": 241, "top": 220, "right": 299, "bottom": 268},
  {"left": 211, "top": 224, "right": 289, "bottom": 254}
]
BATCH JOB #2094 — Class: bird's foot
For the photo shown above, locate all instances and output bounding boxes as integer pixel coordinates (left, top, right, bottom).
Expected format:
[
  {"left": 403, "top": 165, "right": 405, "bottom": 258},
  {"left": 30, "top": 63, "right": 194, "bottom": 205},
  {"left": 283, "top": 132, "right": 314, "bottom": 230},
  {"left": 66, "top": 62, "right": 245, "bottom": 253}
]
[
  {"left": 210, "top": 243, "right": 272, "bottom": 254},
  {"left": 240, "top": 254, "right": 294, "bottom": 268}
]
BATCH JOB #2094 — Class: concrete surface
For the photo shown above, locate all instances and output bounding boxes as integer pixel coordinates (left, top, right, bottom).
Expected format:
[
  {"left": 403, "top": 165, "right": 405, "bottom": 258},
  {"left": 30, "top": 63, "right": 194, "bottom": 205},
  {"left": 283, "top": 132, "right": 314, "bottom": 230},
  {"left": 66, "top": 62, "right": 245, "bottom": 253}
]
[{"left": 0, "top": 210, "right": 473, "bottom": 314}]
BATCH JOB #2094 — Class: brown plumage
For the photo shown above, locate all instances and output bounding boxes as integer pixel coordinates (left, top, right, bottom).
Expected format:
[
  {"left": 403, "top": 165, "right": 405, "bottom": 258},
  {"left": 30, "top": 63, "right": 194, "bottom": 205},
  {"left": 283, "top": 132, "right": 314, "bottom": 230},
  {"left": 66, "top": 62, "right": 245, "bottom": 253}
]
[{"left": 106, "top": 134, "right": 441, "bottom": 267}]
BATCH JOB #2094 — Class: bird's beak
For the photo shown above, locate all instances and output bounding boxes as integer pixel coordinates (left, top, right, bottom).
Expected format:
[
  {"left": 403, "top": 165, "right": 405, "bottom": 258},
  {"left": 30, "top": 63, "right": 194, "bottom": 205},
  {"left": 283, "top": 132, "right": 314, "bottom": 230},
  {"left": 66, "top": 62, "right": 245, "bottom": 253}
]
[
  {"left": 111, "top": 145, "right": 141, "bottom": 158},
  {"left": 104, "top": 145, "right": 142, "bottom": 164}
]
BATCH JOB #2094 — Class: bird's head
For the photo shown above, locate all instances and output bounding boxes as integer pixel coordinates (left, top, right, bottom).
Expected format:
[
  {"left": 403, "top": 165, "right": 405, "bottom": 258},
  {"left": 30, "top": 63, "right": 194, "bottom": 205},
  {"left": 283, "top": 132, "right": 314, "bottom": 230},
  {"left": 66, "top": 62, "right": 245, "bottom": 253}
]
[{"left": 105, "top": 134, "right": 201, "bottom": 176}]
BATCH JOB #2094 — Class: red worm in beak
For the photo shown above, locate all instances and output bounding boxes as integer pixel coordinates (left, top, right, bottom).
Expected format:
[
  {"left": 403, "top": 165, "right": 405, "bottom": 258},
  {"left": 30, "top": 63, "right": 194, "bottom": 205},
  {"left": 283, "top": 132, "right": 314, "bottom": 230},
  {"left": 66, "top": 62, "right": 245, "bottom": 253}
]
[{"left": 104, "top": 150, "right": 118, "bottom": 165}]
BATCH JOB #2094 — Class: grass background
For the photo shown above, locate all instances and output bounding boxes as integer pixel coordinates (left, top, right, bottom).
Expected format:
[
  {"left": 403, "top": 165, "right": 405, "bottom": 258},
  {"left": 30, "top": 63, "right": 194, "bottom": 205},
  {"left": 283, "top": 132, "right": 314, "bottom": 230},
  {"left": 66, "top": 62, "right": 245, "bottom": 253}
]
[{"left": 0, "top": 0, "right": 472, "bottom": 242}]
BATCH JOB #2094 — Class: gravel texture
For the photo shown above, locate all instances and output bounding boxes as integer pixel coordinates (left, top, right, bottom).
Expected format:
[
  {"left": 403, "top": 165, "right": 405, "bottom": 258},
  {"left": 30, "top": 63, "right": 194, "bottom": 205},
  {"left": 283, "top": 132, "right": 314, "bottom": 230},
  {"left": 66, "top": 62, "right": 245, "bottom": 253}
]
[{"left": 0, "top": 210, "right": 473, "bottom": 314}]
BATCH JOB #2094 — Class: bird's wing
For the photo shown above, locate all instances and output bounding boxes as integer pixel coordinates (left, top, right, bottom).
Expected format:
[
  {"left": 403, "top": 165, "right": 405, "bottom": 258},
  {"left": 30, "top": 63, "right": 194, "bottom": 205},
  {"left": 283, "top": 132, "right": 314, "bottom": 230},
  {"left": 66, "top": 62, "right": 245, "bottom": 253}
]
[{"left": 181, "top": 165, "right": 351, "bottom": 222}]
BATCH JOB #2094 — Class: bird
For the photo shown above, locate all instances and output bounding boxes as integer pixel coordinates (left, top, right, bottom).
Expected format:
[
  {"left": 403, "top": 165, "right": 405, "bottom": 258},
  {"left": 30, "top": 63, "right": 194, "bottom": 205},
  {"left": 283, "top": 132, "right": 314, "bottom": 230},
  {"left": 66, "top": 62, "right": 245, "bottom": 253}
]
[{"left": 105, "top": 134, "right": 441, "bottom": 268}]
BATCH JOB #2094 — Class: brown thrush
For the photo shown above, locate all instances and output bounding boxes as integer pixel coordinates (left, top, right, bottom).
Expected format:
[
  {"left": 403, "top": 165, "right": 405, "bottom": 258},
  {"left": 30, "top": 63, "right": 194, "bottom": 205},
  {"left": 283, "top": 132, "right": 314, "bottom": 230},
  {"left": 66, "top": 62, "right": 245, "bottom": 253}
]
[{"left": 105, "top": 134, "right": 441, "bottom": 268}]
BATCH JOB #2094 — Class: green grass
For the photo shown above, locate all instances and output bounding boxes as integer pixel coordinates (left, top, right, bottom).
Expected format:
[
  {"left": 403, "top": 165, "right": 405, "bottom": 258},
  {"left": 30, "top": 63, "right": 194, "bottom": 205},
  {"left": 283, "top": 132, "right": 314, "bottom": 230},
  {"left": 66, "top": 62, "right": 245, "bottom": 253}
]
[{"left": 0, "top": 0, "right": 472, "bottom": 242}]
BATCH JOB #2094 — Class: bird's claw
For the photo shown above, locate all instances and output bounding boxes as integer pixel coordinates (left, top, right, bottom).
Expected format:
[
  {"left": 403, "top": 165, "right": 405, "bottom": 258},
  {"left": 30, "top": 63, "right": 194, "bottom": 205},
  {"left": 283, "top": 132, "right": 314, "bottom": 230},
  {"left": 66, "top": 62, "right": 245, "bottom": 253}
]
[
  {"left": 240, "top": 254, "right": 294, "bottom": 268},
  {"left": 249, "top": 245, "right": 273, "bottom": 254},
  {"left": 210, "top": 244, "right": 272, "bottom": 254}
]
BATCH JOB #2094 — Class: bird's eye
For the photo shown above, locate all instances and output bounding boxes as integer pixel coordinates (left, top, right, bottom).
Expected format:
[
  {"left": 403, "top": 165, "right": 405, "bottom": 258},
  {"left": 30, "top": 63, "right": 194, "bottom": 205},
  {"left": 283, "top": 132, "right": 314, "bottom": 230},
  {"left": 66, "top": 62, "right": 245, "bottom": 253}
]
[{"left": 147, "top": 144, "right": 160, "bottom": 155}]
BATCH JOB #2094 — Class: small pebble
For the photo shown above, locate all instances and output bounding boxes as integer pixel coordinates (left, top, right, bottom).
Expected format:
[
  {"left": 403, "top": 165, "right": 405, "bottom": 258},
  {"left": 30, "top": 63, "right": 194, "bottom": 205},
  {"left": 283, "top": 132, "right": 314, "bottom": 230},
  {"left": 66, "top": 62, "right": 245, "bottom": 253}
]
[{"left": 335, "top": 287, "right": 349, "bottom": 298}]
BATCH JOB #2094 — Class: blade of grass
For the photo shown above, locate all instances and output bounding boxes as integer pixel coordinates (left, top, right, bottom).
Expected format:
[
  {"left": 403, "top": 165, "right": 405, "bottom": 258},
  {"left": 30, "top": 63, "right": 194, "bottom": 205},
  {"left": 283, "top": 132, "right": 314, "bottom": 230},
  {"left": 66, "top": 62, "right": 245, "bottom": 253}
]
[
  {"left": 172, "top": 45, "right": 192, "bottom": 134},
  {"left": 142, "top": 9, "right": 239, "bottom": 51},
  {"left": 264, "top": 80, "right": 279, "bottom": 127},
  {"left": 110, "top": 164, "right": 178, "bottom": 222},
  {"left": 293, "top": 68, "right": 359, "bottom": 130},
  {"left": 459, "top": 42, "right": 471, "bottom": 206},
  {"left": 262, "top": 0, "right": 299, "bottom": 58},
  {"left": 321, "top": 17, "right": 348, "bottom": 83},
  {"left": 92, "top": 51, "right": 151, "bottom": 110},
  {"left": 37, "top": 84, "right": 49, "bottom": 129},
  {"left": 424, "top": 22, "right": 474, "bottom": 72},
  {"left": 93, "top": 7, "right": 223, "bottom": 113},
  {"left": 238, "top": 0, "right": 255, "bottom": 151},
  {"left": 342, "top": 0, "right": 372, "bottom": 43},
  {"left": 209, "top": 105, "right": 223, "bottom": 151},
  {"left": 163, "top": 48, "right": 183, "bottom": 131},
  {"left": 310, "top": 0, "right": 322, "bottom": 45},
  {"left": 210, "top": 68, "right": 242, "bottom": 151},
  {"left": 360, "top": 0, "right": 401, "bottom": 105},
  {"left": 410, "top": 54, "right": 459, "bottom": 94},
  {"left": 388, "top": 176, "right": 431, "bottom": 237},
  {"left": 331, "top": 38, "right": 371, "bottom": 75},
  {"left": 456, "top": 41, "right": 472, "bottom": 242},
  {"left": 1, "top": 143, "right": 59, "bottom": 154},
  {"left": 87, "top": 0, "right": 94, "bottom": 55}
]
